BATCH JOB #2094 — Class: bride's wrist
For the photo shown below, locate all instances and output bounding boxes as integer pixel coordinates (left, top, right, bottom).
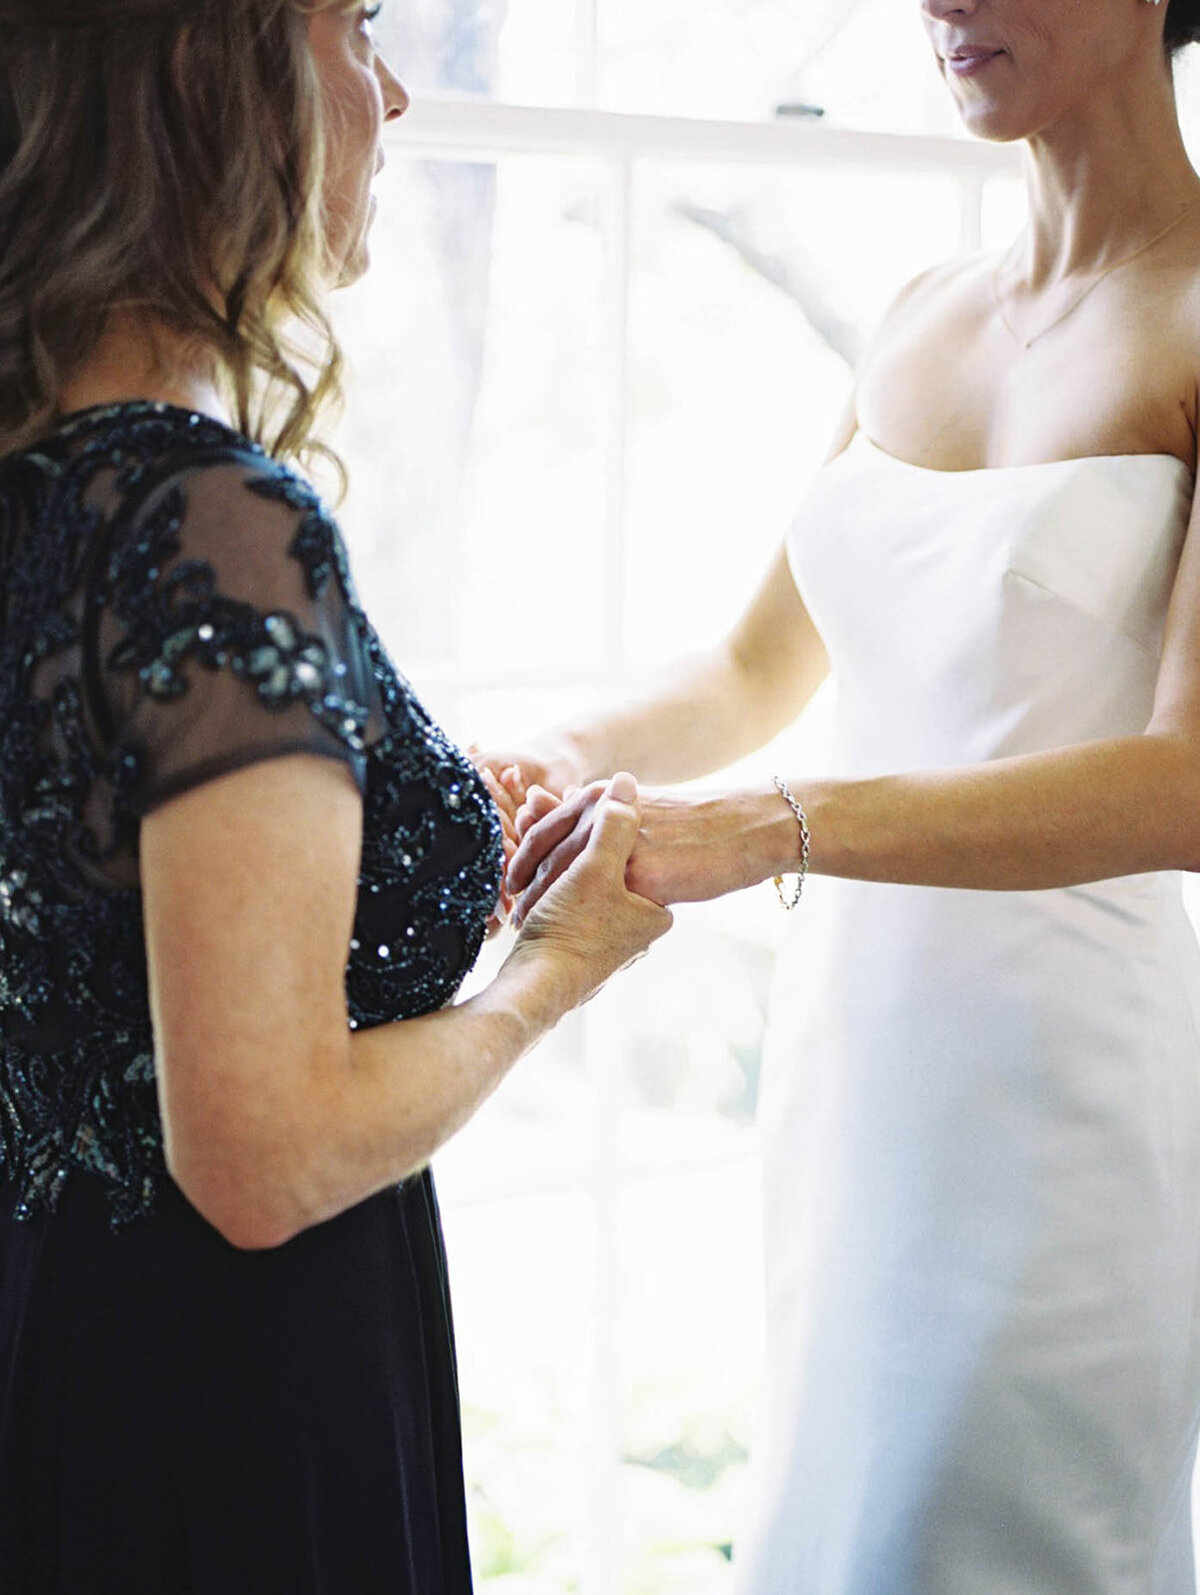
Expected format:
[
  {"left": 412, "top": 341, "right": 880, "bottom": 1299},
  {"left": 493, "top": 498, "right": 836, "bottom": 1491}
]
[
  {"left": 709, "top": 785, "right": 808, "bottom": 894},
  {"left": 749, "top": 779, "right": 832, "bottom": 888}
]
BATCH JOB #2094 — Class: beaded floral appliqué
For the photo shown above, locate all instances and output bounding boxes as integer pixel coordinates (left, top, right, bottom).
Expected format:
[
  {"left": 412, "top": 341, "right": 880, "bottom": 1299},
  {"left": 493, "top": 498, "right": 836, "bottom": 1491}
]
[
  {"left": 0, "top": 403, "right": 503, "bottom": 1229},
  {"left": 102, "top": 473, "right": 371, "bottom": 758}
]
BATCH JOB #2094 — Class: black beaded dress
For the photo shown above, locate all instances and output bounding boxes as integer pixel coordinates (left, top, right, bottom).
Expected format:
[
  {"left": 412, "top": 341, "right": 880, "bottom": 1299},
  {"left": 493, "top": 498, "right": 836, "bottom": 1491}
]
[{"left": 0, "top": 402, "right": 504, "bottom": 1595}]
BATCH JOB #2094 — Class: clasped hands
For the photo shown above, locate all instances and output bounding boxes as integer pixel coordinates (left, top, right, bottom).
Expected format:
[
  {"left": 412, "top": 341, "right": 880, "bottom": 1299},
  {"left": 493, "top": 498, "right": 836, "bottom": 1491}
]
[{"left": 472, "top": 749, "right": 759, "bottom": 935}]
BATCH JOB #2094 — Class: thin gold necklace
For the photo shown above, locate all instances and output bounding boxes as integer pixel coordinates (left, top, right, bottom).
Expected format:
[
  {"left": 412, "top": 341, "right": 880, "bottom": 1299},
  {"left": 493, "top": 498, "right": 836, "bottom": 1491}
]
[{"left": 991, "top": 201, "right": 1197, "bottom": 352}]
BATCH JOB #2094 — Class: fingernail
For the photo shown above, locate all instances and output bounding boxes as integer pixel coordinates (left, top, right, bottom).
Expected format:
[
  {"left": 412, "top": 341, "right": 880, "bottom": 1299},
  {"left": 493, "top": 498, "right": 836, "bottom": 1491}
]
[{"left": 609, "top": 771, "right": 637, "bottom": 803}]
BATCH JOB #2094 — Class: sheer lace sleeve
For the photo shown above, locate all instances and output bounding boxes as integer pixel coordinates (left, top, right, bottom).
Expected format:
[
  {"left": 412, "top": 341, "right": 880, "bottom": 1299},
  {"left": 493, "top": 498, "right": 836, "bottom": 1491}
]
[{"left": 88, "top": 449, "right": 384, "bottom": 818}]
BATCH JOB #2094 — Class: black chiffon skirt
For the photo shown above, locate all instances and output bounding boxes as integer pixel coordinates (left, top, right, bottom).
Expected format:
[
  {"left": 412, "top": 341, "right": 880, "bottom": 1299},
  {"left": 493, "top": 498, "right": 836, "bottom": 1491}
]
[{"left": 0, "top": 1167, "right": 473, "bottom": 1594}]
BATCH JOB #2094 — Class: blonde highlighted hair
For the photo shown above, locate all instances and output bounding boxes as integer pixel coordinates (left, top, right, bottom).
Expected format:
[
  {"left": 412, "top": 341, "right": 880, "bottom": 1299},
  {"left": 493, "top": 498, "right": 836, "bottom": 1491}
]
[{"left": 0, "top": 0, "right": 350, "bottom": 472}]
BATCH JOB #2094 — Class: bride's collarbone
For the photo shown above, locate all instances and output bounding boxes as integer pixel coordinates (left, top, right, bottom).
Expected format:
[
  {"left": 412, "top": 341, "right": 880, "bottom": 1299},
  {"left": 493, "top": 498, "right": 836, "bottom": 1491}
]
[
  {"left": 857, "top": 343, "right": 1196, "bottom": 474},
  {"left": 856, "top": 258, "right": 1200, "bottom": 473}
]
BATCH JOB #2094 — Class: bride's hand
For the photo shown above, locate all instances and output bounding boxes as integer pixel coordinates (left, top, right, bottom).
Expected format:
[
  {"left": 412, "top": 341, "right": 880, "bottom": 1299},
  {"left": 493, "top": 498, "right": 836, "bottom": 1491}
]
[
  {"left": 509, "top": 783, "right": 766, "bottom": 926},
  {"left": 468, "top": 742, "right": 585, "bottom": 809}
]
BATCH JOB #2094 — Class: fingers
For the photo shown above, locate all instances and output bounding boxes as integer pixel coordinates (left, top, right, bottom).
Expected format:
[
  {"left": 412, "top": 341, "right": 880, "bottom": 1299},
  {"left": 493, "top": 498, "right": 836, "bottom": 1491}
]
[
  {"left": 480, "top": 767, "right": 521, "bottom": 832},
  {"left": 500, "top": 832, "right": 517, "bottom": 904},
  {"left": 467, "top": 745, "right": 543, "bottom": 806},
  {"left": 509, "top": 788, "right": 593, "bottom": 891},
  {"left": 581, "top": 771, "right": 641, "bottom": 866},
  {"left": 512, "top": 774, "right": 644, "bottom": 927},
  {"left": 514, "top": 784, "right": 561, "bottom": 841},
  {"left": 585, "top": 775, "right": 668, "bottom": 921},
  {"left": 511, "top": 831, "right": 589, "bottom": 928}
]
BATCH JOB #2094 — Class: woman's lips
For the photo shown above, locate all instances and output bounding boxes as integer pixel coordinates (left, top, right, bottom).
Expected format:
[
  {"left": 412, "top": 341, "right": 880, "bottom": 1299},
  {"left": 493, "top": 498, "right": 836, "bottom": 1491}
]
[{"left": 944, "top": 49, "right": 1004, "bottom": 78}]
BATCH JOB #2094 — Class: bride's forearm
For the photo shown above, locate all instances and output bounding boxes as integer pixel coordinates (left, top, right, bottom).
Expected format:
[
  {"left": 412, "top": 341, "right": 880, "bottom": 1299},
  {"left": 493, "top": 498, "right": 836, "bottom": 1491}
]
[
  {"left": 557, "top": 637, "right": 828, "bottom": 787},
  {"left": 750, "top": 732, "right": 1200, "bottom": 893},
  {"left": 511, "top": 733, "right": 1200, "bottom": 918}
]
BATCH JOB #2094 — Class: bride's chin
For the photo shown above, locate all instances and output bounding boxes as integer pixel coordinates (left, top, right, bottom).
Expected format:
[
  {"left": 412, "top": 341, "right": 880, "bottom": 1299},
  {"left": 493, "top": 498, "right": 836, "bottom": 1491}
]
[{"left": 949, "top": 98, "right": 1034, "bottom": 145}]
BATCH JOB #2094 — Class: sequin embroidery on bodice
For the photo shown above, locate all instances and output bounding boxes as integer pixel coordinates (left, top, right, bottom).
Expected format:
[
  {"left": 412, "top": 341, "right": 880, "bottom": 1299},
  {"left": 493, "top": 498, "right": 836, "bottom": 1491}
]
[{"left": 0, "top": 402, "right": 503, "bottom": 1226}]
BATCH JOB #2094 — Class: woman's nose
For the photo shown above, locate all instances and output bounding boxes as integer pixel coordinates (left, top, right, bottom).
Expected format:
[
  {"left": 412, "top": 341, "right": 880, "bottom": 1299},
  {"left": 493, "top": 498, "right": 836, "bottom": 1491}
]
[
  {"left": 922, "top": 0, "right": 980, "bottom": 18},
  {"left": 377, "top": 57, "right": 409, "bottom": 122}
]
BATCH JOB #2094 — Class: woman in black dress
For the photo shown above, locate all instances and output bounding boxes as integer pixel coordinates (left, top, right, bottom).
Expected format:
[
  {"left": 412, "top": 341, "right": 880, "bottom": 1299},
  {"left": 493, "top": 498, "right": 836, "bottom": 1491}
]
[{"left": 0, "top": 4, "right": 672, "bottom": 1591}]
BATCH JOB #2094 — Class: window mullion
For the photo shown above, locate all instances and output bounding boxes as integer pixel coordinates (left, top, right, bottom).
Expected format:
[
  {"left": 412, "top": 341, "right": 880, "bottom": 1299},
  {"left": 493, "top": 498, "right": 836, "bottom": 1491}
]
[{"left": 576, "top": 0, "right": 599, "bottom": 110}]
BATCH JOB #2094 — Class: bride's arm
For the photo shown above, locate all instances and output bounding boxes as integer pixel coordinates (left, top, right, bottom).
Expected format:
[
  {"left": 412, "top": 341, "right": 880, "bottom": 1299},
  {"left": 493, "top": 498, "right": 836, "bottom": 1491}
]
[
  {"left": 549, "top": 543, "right": 831, "bottom": 788},
  {"left": 509, "top": 485, "right": 1200, "bottom": 906},
  {"left": 477, "top": 407, "right": 858, "bottom": 794}
]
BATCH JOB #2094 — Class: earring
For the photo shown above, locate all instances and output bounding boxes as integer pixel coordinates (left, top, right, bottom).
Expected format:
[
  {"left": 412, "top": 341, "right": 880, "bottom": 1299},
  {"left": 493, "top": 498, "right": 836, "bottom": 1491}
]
[{"left": 1145, "top": 0, "right": 1164, "bottom": 7}]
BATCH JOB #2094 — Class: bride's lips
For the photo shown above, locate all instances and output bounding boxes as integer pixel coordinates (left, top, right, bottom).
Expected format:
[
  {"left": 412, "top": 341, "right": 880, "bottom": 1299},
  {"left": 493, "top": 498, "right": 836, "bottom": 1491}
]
[{"left": 944, "top": 47, "right": 1005, "bottom": 78}]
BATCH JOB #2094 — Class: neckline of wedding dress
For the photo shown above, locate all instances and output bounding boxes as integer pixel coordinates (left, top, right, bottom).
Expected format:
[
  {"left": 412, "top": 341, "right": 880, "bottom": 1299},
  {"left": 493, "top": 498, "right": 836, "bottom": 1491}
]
[{"left": 854, "top": 430, "right": 1193, "bottom": 479}]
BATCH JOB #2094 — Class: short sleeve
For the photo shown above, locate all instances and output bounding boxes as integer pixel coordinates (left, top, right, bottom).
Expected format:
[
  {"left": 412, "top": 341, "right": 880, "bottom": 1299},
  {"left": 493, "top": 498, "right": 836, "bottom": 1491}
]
[{"left": 89, "top": 451, "right": 385, "bottom": 819}]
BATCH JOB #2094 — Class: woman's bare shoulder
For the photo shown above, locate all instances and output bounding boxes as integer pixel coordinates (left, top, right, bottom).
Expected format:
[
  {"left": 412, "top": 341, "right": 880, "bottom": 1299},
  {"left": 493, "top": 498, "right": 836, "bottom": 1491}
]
[{"left": 875, "top": 253, "right": 993, "bottom": 330}]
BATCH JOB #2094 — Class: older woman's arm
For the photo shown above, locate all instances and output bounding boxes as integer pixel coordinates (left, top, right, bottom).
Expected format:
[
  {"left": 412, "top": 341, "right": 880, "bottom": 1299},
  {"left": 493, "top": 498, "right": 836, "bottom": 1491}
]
[{"left": 141, "top": 756, "right": 669, "bottom": 1251}]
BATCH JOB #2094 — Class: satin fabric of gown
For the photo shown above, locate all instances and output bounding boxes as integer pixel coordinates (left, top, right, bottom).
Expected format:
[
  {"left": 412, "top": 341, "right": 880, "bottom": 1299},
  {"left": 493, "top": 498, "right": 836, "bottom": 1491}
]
[{"left": 736, "top": 433, "right": 1200, "bottom": 1595}]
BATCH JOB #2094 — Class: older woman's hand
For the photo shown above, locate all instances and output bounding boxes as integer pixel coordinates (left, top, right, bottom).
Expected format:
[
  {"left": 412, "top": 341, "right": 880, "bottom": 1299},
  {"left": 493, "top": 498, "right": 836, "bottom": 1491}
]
[{"left": 506, "top": 773, "right": 674, "bottom": 1000}]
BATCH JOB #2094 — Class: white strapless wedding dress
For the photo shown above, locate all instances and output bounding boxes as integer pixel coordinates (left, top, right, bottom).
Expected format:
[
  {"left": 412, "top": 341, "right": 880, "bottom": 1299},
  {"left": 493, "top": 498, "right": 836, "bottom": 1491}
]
[{"left": 737, "top": 433, "right": 1200, "bottom": 1594}]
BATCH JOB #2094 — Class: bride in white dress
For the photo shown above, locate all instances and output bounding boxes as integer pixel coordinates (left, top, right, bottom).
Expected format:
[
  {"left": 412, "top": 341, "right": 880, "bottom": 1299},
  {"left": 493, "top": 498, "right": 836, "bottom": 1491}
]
[{"left": 482, "top": 0, "right": 1200, "bottom": 1588}]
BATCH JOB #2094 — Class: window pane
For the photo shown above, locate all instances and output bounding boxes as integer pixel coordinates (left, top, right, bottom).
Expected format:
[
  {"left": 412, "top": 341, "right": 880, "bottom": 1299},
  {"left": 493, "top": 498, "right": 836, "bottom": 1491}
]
[
  {"left": 375, "top": 0, "right": 579, "bottom": 109},
  {"left": 611, "top": 944, "right": 765, "bottom": 1590},
  {"left": 981, "top": 176, "right": 1028, "bottom": 253},
  {"left": 441, "top": 1188, "right": 598, "bottom": 1592},
  {"left": 332, "top": 154, "right": 611, "bottom": 685},
  {"left": 1178, "top": 50, "right": 1200, "bottom": 163},
  {"left": 625, "top": 163, "right": 961, "bottom": 667},
  {"left": 597, "top": 0, "right": 960, "bottom": 131},
  {"left": 616, "top": 1165, "right": 763, "bottom": 1595}
]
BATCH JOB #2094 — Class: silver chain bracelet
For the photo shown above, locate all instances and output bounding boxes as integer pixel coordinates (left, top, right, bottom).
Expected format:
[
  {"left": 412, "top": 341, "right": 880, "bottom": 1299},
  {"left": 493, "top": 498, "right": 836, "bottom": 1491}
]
[{"left": 772, "top": 774, "right": 811, "bottom": 910}]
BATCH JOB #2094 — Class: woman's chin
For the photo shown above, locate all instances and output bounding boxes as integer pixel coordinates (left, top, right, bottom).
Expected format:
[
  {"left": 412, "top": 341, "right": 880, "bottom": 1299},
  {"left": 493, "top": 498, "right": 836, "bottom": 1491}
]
[
  {"left": 331, "top": 233, "right": 372, "bottom": 292},
  {"left": 325, "top": 199, "right": 377, "bottom": 291},
  {"left": 951, "top": 98, "right": 1032, "bottom": 145},
  {"left": 338, "top": 247, "right": 371, "bottom": 290}
]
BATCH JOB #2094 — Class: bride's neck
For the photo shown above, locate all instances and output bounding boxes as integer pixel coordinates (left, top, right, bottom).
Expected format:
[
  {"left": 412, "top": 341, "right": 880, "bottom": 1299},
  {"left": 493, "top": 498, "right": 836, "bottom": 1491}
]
[{"left": 1017, "top": 73, "right": 1198, "bottom": 285}]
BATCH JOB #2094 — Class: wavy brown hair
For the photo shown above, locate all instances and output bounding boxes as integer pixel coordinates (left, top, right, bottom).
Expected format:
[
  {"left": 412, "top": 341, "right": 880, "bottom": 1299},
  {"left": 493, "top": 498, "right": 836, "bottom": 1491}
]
[{"left": 0, "top": 0, "right": 349, "bottom": 475}]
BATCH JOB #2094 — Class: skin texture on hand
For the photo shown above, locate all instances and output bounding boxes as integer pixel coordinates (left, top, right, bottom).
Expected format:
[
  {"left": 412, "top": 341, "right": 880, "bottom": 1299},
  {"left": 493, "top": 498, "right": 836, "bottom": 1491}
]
[
  {"left": 505, "top": 772, "right": 674, "bottom": 990},
  {"left": 508, "top": 781, "right": 789, "bottom": 924}
]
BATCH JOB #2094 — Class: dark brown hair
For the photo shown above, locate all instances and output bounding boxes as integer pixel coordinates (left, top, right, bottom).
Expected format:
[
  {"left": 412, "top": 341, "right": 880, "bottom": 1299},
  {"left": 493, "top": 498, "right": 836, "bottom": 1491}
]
[
  {"left": 0, "top": 0, "right": 345, "bottom": 473},
  {"left": 1167, "top": 0, "right": 1200, "bottom": 55}
]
